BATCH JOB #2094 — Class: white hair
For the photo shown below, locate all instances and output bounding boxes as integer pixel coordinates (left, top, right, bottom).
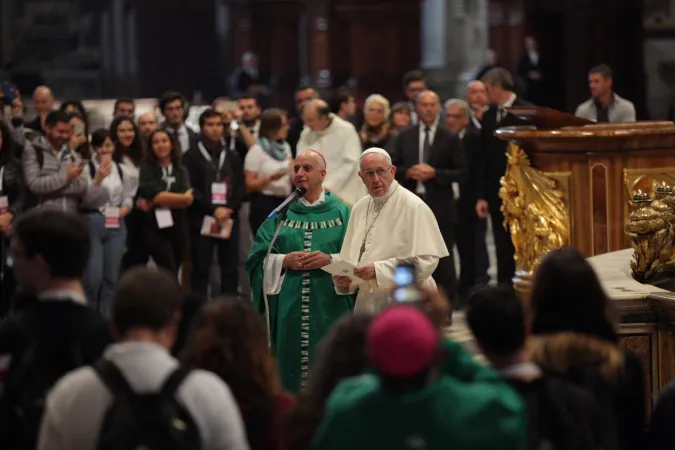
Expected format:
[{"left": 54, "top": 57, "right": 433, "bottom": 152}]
[
  {"left": 364, "top": 94, "right": 391, "bottom": 120},
  {"left": 444, "top": 98, "right": 470, "bottom": 118}
]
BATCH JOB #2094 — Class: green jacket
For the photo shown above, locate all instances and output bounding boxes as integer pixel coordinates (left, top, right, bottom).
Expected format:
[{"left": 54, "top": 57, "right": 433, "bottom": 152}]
[{"left": 311, "top": 339, "right": 526, "bottom": 450}]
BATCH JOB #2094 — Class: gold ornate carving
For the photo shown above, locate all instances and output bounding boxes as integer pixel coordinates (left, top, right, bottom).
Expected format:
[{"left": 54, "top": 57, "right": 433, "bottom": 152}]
[
  {"left": 499, "top": 143, "right": 571, "bottom": 274},
  {"left": 626, "top": 190, "right": 675, "bottom": 282}
]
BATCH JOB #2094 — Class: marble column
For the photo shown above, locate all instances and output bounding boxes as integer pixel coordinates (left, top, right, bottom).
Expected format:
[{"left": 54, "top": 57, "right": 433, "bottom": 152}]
[{"left": 421, "top": 0, "right": 488, "bottom": 100}]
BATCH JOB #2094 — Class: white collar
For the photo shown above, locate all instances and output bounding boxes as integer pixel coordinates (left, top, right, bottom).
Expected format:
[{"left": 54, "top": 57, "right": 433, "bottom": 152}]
[
  {"left": 371, "top": 180, "right": 399, "bottom": 206},
  {"left": 470, "top": 113, "right": 482, "bottom": 130},
  {"left": 419, "top": 117, "right": 439, "bottom": 132},
  {"left": 38, "top": 288, "right": 87, "bottom": 305},
  {"left": 502, "top": 93, "right": 517, "bottom": 108},
  {"left": 459, "top": 128, "right": 467, "bottom": 139},
  {"left": 298, "top": 190, "right": 326, "bottom": 207}
]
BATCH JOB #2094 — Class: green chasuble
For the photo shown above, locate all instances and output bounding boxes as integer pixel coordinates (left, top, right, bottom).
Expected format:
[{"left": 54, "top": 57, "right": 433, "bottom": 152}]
[{"left": 245, "top": 192, "right": 355, "bottom": 392}]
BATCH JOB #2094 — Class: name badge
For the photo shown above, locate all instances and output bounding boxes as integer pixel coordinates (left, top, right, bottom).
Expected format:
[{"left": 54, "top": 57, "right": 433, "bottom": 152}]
[
  {"left": 212, "top": 182, "right": 227, "bottom": 205},
  {"left": 104, "top": 207, "right": 120, "bottom": 229},
  {"left": 0, "top": 196, "right": 8, "bottom": 214},
  {"left": 155, "top": 208, "right": 174, "bottom": 229}
]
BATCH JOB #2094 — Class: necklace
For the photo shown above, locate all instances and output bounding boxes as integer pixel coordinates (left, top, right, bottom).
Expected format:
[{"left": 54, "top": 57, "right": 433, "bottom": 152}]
[{"left": 358, "top": 184, "right": 398, "bottom": 262}]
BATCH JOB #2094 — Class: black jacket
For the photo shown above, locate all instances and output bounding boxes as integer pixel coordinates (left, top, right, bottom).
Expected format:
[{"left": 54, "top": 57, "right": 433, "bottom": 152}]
[
  {"left": 182, "top": 139, "right": 246, "bottom": 230},
  {"left": 2, "top": 156, "right": 27, "bottom": 218},
  {"left": 458, "top": 128, "right": 483, "bottom": 215},
  {"left": 0, "top": 299, "right": 112, "bottom": 449},
  {"left": 476, "top": 97, "right": 532, "bottom": 201},
  {"left": 391, "top": 123, "right": 468, "bottom": 225}
]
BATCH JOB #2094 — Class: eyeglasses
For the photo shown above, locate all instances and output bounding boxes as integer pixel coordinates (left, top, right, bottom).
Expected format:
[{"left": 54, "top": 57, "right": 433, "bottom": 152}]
[{"left": 362, "top": 166, "right": 391, "bottom": 179}]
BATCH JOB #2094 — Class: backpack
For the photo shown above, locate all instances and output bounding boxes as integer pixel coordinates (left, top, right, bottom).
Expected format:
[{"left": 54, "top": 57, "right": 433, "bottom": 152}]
[
  {"left": 93, "top": 359, "right": 201, "bottom": 450},
  {"left": 2, "top": 313, "right": 86, "bottom": 450},
  {"left": 88, "top": 161, "right": 124, "bottom": 182}
]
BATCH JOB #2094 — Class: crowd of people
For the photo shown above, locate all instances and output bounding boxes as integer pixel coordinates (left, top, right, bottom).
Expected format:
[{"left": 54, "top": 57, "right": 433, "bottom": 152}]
[{"left": 0, "top": 57, "right": 664, "bottom": 450}]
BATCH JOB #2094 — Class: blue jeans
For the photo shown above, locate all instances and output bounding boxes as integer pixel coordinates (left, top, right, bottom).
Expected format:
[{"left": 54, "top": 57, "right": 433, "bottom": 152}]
[{"left": 84, "top": 212, "right": 127, "bottom": 316}]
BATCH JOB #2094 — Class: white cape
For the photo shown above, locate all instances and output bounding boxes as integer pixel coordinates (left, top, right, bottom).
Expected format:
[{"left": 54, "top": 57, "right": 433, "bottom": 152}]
[
  {"left": 296, "top": 114, "right": 366, "bottom": 206},
  {"left": 337, "top": 181, "right": 449, "bottom": 313}
]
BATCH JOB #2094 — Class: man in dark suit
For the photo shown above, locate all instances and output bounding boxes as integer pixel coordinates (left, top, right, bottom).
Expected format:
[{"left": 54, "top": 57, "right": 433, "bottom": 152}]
[
  {"left": 444, "top": 99, "right": 490, "bottom": 300},
  {"left": 158, "top": 91, "right": 199, "bottom": 153},
  {"left": 390, "top": 90, "right": 468, "bottom": 297},
  {"left": 476, "top": 68, "right": 532, "bottom": 286}
]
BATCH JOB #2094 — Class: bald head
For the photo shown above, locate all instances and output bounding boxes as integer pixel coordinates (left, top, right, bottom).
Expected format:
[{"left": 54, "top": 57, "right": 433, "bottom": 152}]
[
  {"left": 303, "top": 99, "right": 331, "bottom": 132},
  {"left": 33, "top": 86, "right": 55, "bottom": 115},
  {"left": 297, "top": 150, "right": 326, "bottom": 169},
  {"left": 137, "top": 111, "right": 158, "bottom": 137},
  {"left": 293, "top": 150, "right": 327, "bottom": 198},
  {"left": 416, "top": 90, "right": 441, "bottom": 126}
]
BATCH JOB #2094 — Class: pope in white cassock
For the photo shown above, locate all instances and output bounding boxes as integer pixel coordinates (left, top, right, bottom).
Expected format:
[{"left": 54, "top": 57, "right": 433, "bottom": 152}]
[{"left": 333, "top": 147, "right": 450, "bottom": 313}]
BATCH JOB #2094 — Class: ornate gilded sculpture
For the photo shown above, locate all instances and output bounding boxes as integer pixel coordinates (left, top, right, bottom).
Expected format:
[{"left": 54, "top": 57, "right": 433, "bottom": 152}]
[
  {"left": 499, "top": 143, "right": 570, "bottom": 274},
  {"left": 626, "top": 188, "right": 675, "bottom": 283}
]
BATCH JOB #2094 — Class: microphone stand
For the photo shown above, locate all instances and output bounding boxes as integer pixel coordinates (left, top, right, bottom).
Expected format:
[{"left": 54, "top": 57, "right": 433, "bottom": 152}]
[{"left": 261, "top": 208, "right": 287, "bottom": 349}]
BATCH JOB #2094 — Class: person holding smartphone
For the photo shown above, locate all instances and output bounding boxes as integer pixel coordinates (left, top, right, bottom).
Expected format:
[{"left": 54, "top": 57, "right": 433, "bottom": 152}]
[
  {"left": 80, "top": 129, "right": 134, "bottom": 316},
  {"left": 242, "top": 108, "right": 293, "bottom": 235},
  {"left": 137, "top": 129, "right": 193, "bottom": 276}
]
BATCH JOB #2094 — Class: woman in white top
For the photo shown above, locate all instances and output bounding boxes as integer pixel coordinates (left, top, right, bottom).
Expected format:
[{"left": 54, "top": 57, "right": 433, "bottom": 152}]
[
  {"left": 81, "top": 129, "right": 135, "bottom": 316},
  {"left": 109, "top": 116, "right": 146, "bottom": 271},
  {"left": 243, "top": 108, "right": 293, "bottom": 234}
]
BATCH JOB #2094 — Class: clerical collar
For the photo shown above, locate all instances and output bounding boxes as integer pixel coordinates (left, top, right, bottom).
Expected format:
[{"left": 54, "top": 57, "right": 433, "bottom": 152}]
[
  {"left": 298, "top": 191, "right": 326, "bottom": 207},
  {"left": 372, "top": 180, "right": 398, "bottom": 205}
]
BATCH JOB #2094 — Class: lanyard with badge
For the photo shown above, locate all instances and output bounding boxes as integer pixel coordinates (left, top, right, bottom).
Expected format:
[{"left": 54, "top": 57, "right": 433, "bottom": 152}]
[
  {"left": 155, "top": 164, "right": 176, "bottom": 229},
  {"left": 198, "top": 142, "right": 228, "bottom": 205}
]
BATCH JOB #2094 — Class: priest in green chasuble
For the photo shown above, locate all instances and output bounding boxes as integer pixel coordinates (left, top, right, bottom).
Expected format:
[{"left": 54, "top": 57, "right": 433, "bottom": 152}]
[{"left": 246, "top": 150, "right": 355, "bottom": 392}]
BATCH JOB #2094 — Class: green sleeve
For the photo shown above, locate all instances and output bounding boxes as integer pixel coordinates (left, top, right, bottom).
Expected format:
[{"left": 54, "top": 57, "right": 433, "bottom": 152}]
[
  {"left": 440, "top": 338, "right": 501, "bottom": 382},
  {"left": 244, "top": 217, "right": 285, "bottom": 317}
]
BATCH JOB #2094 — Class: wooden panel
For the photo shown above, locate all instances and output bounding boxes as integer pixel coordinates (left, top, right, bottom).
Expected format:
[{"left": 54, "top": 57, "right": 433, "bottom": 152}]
[
  {"left": 488, "top": 0, "right": 526, "bottom": 76},
  {"left": 134, "top": 0, "right": 222, "bottom": 100}
]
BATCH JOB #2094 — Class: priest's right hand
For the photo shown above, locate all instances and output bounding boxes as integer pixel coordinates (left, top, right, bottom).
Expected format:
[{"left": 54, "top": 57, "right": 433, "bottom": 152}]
[
  {"left": 283, "top": 251, "right": 307, "bottom": 270},
  {"left": 475, "top": 199, "right": 489, "bottom": 218}
]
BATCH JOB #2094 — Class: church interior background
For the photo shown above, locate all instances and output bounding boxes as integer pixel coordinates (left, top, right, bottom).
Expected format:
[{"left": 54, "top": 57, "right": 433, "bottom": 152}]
[{"left": 0, "top": 0, "right": 671, "bottom": 121}]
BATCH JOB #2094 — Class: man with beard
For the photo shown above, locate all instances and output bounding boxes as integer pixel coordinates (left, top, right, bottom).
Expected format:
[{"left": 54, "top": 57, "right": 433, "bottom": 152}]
[
  {"left": 245, "top": 150, "right": 354, "bottom": 392},
  {"left": 22, "top": 110, "right": 110, "bottom": 212}
]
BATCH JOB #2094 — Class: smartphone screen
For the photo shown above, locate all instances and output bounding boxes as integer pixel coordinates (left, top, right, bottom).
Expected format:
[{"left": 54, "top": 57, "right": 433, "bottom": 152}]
[
  {"left": 73, "top": 123, "right": 85, "bottom": 136},
  {"left": 393, "top": 263, "right": 422, "bottom": 303}
]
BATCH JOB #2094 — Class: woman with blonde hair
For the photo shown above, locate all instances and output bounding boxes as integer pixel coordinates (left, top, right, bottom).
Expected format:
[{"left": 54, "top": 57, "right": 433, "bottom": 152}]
[{"left": 360, "top": 94, "right": 395, "bottom": 151}]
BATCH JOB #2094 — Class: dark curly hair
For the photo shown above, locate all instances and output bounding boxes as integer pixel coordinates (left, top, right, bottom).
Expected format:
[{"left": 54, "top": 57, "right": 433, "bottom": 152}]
[
  {"left": 180, "top": 298, "right": 280, "bottom": 414},
  {"left": 283, "top": 313, "right": 373, "bottom": 450},
  {"left": 109, "top": 116, "right": 144, "bottom": 167}
]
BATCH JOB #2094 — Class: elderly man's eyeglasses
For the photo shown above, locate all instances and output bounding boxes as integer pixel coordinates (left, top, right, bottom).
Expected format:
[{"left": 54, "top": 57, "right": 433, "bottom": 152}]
[{"left": 362, "top": 166, "right": 391, "bottom": 179}]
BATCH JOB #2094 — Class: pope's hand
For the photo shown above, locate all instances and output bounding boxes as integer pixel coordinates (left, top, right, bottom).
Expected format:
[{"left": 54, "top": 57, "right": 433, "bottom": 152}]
[
  {"left": 333, "top": 275, "right": 352, "bottom": 288},
  {"left": 300, "top": 251, "right": 331, "bottom": 270},
  {"left": 283, "top": 251, "right": 307, "bottom": 270},
  {"left": 354, "top": 263, "right": 376, "bottom": 281}
]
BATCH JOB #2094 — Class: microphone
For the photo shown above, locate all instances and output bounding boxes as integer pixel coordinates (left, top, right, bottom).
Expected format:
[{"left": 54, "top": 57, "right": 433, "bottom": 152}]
[{"left": 267, "top": 187, "right": 307, "bottom": 219}]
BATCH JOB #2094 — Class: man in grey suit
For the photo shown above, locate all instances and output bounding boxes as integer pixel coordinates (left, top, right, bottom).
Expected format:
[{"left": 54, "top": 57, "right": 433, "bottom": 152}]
[{"left": 390, "top": 91, "right": 468, "bottom": 298}]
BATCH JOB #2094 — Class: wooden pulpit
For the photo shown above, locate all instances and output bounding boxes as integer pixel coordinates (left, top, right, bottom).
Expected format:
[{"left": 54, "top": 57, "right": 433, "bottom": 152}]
[
  {"left": 495, "top": 107, "right": 675, "bottom": 408},
  {"left": 497, "top": 106, "right": 675, "bottom": 260}
]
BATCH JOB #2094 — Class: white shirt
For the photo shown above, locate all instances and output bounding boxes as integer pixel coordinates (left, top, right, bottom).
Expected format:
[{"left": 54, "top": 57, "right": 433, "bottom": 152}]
[
  {"left": 416, "top": 118, "right": 439, "bottom": 194},
  {"left": 81, "top": 159, "right": 134, "bottom": 209},
  {"left": 528, "top": 51, "right": 539, "bottom": 66},
  {"left": 38, "top": 341, "right": 250, "bottom": 450},
  {"left": 243, "top": 144, "right": 292, "bottom": 197}
]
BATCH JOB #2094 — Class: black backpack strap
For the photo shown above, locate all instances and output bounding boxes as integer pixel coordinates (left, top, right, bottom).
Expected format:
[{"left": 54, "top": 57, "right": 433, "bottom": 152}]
[
  {"left": 94, "top": 359, "right": 136, "bottom": 399},
  {"left": 160, "top": 366, "right": 191, "bottom": 398},
  {"left": 88, "top": 161, "right": 96, "bottom": 179}
]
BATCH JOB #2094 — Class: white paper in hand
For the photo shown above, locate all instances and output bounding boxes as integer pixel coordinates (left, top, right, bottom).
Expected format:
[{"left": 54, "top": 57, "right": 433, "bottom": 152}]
[{"left": 322, "top": 261, "right": 366, "bottom": 286}]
